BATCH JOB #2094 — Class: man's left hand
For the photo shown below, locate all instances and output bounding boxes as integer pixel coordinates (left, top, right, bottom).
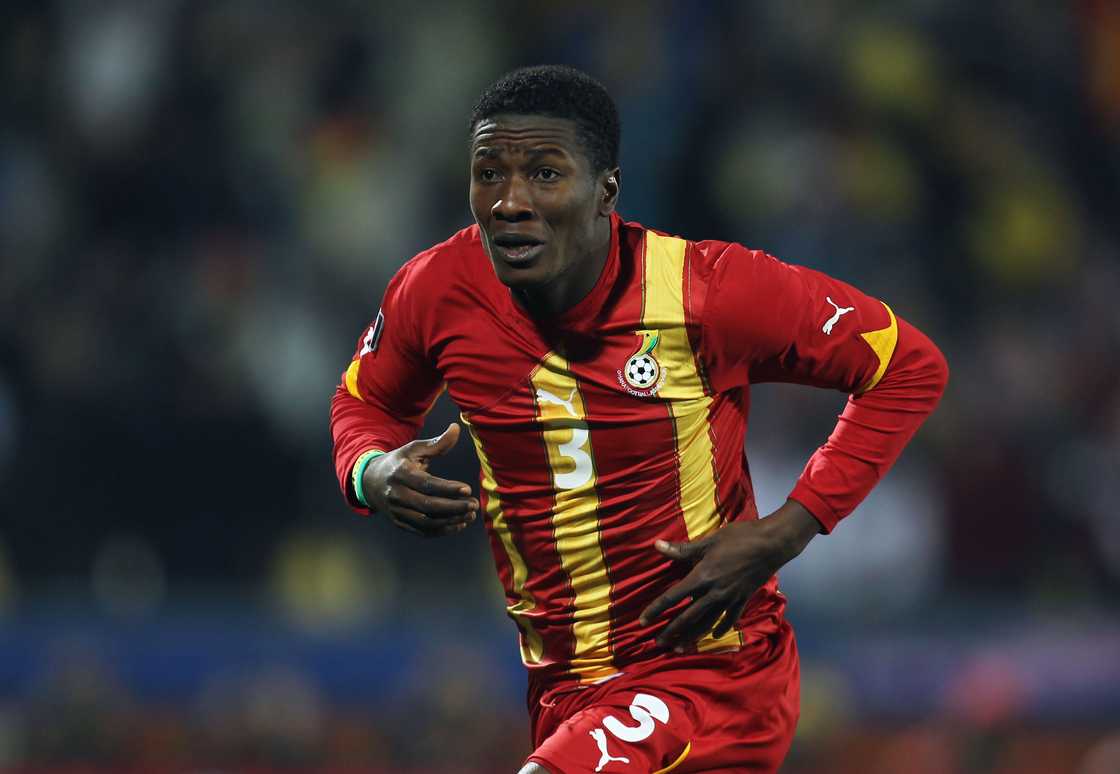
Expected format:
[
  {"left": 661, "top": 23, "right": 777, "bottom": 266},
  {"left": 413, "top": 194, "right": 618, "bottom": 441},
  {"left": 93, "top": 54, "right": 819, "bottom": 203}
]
[{"left": 639, "top": 500, "right": 821, "bottom": 651}]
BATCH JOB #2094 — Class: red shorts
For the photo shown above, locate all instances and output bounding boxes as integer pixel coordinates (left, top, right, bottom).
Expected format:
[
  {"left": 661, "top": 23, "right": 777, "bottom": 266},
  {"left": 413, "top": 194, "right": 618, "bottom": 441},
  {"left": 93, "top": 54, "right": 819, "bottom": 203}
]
[{"left": 526, "top": 622, "right": 799, "bottom": 774}]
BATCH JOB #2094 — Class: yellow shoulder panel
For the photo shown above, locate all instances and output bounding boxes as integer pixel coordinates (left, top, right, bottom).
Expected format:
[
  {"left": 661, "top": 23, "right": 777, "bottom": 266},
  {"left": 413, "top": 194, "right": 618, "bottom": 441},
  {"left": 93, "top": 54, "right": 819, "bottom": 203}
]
[
  {"left": 344, "top": 359, "right": 363, "bottom": 401},
  {"left": 858, "top": 302, "right": 898, "bottom": 393}
]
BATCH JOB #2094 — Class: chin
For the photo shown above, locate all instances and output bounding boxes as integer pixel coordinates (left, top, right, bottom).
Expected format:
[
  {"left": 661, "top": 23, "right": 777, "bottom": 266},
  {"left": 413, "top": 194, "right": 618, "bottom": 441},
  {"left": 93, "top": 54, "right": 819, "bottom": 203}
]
[
  {"left": 491, "top": 265, "right": 552, "bottom": 291},
  {"left": 487, "top": 254, "right": 556, "bottom": 290}
]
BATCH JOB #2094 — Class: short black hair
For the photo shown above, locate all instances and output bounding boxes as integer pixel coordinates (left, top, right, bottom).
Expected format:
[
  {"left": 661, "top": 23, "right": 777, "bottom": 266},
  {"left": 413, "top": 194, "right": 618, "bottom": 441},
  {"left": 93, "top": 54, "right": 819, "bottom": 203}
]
[{"left": 470, "top": 65, "right": 620, "bottom": 173}]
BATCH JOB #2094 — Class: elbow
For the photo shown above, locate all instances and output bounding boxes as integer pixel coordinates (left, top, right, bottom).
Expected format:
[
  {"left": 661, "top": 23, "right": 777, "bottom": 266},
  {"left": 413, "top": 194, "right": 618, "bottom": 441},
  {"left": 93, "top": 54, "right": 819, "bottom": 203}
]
[
  {"left": 904, "top": 342, "right": 949, "bottom": 414},
  {"left": 329, "top": 384, "right": 350, "bottom": 433},
  {"left": 929, "top": 342, "right": 949, "bottom": 397},
  {"left": 896, "top": 317, "right": 948, "bottom": 401}
]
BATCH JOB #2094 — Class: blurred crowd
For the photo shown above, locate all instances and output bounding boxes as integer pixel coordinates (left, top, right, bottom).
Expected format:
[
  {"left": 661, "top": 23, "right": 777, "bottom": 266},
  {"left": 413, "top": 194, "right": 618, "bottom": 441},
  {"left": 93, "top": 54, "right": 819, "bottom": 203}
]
[{"left": 1, "top": 0, "right": 1118, "bottom": 771}]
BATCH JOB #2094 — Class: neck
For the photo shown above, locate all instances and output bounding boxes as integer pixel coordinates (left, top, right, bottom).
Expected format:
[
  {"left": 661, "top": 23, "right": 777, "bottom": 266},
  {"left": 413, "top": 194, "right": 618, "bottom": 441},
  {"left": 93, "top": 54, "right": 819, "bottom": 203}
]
[{"left": 516, "top": 217, "right": 612, "bottom": 319}]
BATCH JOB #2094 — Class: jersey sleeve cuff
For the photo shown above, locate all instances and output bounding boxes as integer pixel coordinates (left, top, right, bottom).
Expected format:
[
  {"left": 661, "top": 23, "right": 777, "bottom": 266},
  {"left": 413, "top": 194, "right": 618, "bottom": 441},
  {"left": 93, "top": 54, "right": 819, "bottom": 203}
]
[
  {"left": 351, "top": 449, "right": 386, "bottom": 508},
  {"left": 787, "top": 482, "right": 839, "bottom": 534},
  {"left": 345, "top": 447, "right": 383, "bottom": 513}
]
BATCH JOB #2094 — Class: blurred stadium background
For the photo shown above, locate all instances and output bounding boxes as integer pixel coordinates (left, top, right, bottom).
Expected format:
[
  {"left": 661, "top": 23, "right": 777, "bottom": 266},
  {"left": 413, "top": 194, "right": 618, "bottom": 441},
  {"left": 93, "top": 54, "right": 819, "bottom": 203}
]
[{"left": 1, "top": 1, "right": 1119, "bottom": 772}]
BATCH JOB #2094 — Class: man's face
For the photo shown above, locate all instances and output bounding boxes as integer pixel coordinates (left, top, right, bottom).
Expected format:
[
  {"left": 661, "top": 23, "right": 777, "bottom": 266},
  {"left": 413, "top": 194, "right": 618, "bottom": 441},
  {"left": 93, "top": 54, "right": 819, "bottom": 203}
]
[{"left": 469, "top": 114, "right": 615, "bottom": 291}]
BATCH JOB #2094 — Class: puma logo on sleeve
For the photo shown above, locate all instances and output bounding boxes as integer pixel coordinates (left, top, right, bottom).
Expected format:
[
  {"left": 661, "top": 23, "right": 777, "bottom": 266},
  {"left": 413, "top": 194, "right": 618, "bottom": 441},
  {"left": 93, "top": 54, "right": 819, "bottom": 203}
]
[{"left": 822, "top": 296, "right": 855, "bottom": 335}]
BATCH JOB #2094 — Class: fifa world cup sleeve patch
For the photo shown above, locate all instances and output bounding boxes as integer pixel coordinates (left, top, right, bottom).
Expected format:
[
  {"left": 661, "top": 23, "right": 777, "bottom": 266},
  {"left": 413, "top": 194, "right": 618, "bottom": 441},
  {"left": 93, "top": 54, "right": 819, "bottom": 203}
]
[
  {"left": 360, "top": 309, "right": 385, "bottom": 356},
  {"left": 346, "top": 308, "right": 386, "bottom": 402}
]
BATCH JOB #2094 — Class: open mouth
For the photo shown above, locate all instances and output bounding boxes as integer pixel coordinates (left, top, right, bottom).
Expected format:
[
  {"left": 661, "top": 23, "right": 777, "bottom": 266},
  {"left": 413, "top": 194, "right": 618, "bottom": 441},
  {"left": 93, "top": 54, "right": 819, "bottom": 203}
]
[{"left": 491, "top": 234, "right": 545, "bottom": 264}]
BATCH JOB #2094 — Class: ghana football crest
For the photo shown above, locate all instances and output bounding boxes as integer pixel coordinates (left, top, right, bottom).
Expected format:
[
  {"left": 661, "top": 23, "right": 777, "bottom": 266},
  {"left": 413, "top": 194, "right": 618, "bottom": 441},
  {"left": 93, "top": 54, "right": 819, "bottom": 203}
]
[{"left": 617, "top": 330, "right": 667, "bottom": 397}]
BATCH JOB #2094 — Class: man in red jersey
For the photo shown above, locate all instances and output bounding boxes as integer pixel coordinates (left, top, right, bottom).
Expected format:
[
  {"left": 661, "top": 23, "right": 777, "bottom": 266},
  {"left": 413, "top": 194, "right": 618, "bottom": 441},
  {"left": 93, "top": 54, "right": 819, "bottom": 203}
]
[{"left": 331, "top": 65, "right": 947, "bottom": 773}]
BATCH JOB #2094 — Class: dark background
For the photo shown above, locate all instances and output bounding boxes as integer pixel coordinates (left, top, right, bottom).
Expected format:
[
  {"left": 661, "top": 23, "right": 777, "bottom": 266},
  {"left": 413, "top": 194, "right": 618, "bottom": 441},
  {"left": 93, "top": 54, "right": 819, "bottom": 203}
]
[{"left": 1, "top": 1, "right": 1118, "bottom": 771}]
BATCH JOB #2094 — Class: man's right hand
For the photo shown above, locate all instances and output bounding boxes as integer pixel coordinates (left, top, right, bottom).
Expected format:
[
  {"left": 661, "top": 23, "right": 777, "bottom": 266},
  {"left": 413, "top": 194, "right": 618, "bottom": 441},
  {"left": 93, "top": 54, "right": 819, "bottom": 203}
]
[{"left": 362, "top": 423, "right": 479, "bottom": 537}]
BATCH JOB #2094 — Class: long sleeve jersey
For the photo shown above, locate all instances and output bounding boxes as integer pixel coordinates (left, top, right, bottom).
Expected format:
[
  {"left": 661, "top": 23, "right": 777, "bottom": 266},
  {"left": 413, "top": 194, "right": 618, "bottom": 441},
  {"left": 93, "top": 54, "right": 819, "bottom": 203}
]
[{"left": 330, "top": 214, "right": 948, "bottom": 689}]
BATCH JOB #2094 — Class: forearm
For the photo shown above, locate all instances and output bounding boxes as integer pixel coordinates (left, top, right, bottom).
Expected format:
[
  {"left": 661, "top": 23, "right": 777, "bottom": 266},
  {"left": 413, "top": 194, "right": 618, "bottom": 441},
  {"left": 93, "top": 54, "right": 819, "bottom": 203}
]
[
  {"left": 330, "top": 385, "right": 421, "bottom": 511},
  {"left": 765, "top": 499, "right": 821, "bottom": 557},
  {"left": 789, "top": 317, "right": 948, "bottom": 532}
]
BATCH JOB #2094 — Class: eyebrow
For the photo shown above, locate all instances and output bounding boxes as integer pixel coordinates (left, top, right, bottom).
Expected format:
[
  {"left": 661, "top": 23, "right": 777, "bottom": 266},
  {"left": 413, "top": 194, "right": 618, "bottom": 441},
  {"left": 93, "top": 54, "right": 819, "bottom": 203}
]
[
  {"left": 526, "top": 147, "right": 567, "bottom": 159},
  {"left": 472, "top": 145, "right": 570, "bottom": 160}
]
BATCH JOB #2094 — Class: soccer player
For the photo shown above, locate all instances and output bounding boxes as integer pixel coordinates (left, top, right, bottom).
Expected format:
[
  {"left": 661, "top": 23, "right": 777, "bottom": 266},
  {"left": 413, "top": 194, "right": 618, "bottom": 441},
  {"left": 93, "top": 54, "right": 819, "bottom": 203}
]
[{"left": 330, "top": 65, "right": 947, "bottom": 773}]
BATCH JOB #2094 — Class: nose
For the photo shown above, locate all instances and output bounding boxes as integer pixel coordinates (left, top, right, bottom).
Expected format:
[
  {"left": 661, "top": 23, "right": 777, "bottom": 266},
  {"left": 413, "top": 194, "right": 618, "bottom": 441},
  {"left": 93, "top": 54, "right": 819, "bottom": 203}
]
[{"left": 492, "top": 174, "right": 534, "bottom": 222}]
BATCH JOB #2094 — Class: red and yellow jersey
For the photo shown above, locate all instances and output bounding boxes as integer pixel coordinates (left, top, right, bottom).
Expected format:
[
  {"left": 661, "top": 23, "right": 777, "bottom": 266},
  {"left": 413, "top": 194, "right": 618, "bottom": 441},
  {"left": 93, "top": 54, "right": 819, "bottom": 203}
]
[{"left": 330, "top": 214, "right": 947, "bottom": 689}]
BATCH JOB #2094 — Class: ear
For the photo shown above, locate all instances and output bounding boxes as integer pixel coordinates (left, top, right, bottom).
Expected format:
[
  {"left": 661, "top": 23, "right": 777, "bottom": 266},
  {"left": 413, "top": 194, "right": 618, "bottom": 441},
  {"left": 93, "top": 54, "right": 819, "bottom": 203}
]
[{"left": 598, "top": 167, "right": 621, "bottom": 216}]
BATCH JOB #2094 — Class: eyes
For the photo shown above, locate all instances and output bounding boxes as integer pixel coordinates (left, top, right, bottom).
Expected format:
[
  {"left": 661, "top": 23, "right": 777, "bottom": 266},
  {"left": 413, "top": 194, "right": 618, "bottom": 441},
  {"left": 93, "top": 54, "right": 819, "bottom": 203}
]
[{"left": 475, "top": 167, "right": 562, "bottom": 183}]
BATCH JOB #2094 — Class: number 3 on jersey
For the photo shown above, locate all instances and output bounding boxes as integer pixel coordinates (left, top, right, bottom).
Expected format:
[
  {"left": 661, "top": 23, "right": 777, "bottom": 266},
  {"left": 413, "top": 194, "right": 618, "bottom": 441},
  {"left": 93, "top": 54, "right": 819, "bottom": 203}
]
[
  {"left": 531, "top": 355, "right": 595, "bottom": 492},
  {"left": 554, "top": 424, "right": 593, "bottom": 490}
]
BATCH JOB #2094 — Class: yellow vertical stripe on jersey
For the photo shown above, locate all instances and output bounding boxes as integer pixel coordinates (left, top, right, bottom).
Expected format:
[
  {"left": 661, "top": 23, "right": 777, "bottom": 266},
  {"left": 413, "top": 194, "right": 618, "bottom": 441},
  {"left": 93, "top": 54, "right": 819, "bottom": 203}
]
[
  {"left": 643, "top": 231, "right": 743, "bottom": 653},
  {"left": 462, "top": 415, "right": 544, "bottom": 665},
  {"left": 344, "top": 359, "right": 363, "bottom": 401},
  {"left": 641, "top": 232, "right": 721, "bottom": 539},
  {"left": 530, "top": 352, "right": 615, "bottom": 682},
  {"left": 857, "top": 302, "right": 898, "bottom": 393}
]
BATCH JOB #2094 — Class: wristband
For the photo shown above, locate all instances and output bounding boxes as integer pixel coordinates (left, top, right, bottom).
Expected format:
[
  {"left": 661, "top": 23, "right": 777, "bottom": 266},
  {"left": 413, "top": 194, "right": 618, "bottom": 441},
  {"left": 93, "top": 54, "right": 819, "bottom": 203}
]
[{"left": 352, "top": 449, "right": 386, "bottom": 507}]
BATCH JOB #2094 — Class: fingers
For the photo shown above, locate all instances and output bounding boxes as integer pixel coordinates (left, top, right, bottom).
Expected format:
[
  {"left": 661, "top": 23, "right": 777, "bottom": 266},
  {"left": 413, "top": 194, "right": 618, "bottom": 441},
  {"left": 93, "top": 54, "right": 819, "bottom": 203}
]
[
  {"left": 394, "top": 463, "right": 474, "bottom": 500},
  {"left": 408, "top": 423, "right": 461, "bottom": 462},
  {"left": 653, "top": 536, "right": 712, "bottom": 562},
  {"left": 711, "top": 594, "right": 750, "bottom": 639},
  {"left": 639, "top": 571, "right": 708, "bottom": 627},
  {"left": 649, "top": 586, "right": 758, "bottom": 649},
  {"left": 389, "top": 507, "right": 474, "bottom": 538},
  {"left": 368, "top": 431, "right": 477, "bottom": 537},
  {"left": 656, "top": 595, "right": 727, "bottom": 650},
  {"left": 377, "top": 456, "right": 477, "bottom": 521},
  {"left": 393, "top": 517, "right": 467, "bottom": 538},
  {"left": 387, "top": 482, "right": 478, "bottom": 516},
  {"left": 387, "top": 513, "right": 427, "bottom": 536},
  {"left": 643, "top": 526, "right": 768, "bottom": 648},
  {"left": 639, "top": 536, "right": 715, "bottom": 625}
]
